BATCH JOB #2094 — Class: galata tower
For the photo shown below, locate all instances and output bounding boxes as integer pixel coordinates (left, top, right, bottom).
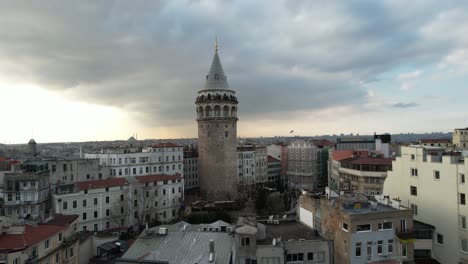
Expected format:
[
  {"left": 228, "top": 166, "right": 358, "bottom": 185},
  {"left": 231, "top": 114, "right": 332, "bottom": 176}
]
[{"left": 196, "top": 42, "right": 238, "bottom": 201}]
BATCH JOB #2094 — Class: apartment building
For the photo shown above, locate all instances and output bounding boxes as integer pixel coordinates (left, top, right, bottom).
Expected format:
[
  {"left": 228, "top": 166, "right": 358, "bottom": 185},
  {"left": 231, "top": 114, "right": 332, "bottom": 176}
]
[
  {"left": 48, "top": 158, "right": 110, "bottom": 185},
  {"left": 266, "top": 142, "right": 289, "bottom": 180},
  {"left": 417, "top": 139, "right": 453, "bottom": 149},
  {"left": 312, "top": 140, "right": 334, "bottom": 189},
  {"left": 328, "top": 150, "right": 392, "bottom": 196},
  {"left": 336, "top": 134, "right": 391, "bottom": 158},
  {"left": 52, "top": 174, "right": 183, "bottom": 232},
  {"left": 453, "top": 127, "right": 468, "bottom": 149},
  {"left": 287, "top": 140, "right": 318, "bottom": 191},
  {"left": 2, "top": 161, "right": 50, "bottom": 221},
  {"left": 237, "top": 145, "right": 256, "bottom": 184},
  {"left": 183, "top": 146, "right": 199, "bottom": 194},
  {"left": 84, "top": 143, "right": 183, "bottom": 178},
  {"left": 254, "top": 146, "right": 268, "bottom": 184},
  {"left": 384, "top": 145, "right": 468, "bottom": 263},
  {"left": 298, "top": 193, "right": 414, "bottom": 263},
  {"left": 0, "top": 214, "right": 79, "bottom": 264},
  {"left": 267, "top": 156, "right": 281, "bottom": 183}
]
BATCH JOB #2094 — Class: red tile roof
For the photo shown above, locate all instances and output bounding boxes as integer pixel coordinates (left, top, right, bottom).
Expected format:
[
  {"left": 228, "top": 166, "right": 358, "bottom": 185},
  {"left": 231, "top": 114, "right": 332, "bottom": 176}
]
[
  {"left": 135, "top": 173, "right": 182, "bottom": 183},
  {"left": 75, "top": 178, "right": 129, "bottom": 191},
  {"left": 44, "top": 214, "right": 79, "bottom": 226},
  {"left": 0, "top": 215, "right": 78, "bottom": 253},
  {"left": 267, "top": 156, "right": 281, "bottom": 163},
  {"left": 419, "top": 139, "right": 452, "bottom": 144},
  {"left": 151, "top": 143, "right": 182, "bottom": 148}
]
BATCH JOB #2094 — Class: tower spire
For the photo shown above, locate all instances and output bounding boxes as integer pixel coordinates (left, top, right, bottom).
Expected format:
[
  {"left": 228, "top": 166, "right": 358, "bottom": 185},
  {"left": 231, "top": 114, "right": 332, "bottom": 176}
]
[{"left": 215, "top": 36, "right": 218, "bottom": 53}]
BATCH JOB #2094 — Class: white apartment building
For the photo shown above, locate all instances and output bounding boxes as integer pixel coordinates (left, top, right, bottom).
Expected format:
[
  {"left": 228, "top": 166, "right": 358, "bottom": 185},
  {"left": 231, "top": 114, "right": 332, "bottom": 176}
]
[
  {"left": 237, "top": 145, "right": 256, "bottom": 184},
  {"left": 254, "top": 146, "right": 268, "bottom": 184},
  {"left": 383, "top": 145, "right": 468, "bottom": 263},
  {"left": 52, "top": 174, "right": 183, "bottom": 232},
  {"left": 84, "top": 143, "right": 183, "bottom": 178},
  {"left": 287, "top": 140, "right": 318, "bottom": 191}
]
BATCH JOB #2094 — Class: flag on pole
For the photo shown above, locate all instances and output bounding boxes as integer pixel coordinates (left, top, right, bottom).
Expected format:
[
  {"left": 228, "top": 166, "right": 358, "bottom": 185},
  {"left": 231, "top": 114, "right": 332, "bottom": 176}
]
[{"left": 290, "top": 130, "right": 294, "bottom": 133}]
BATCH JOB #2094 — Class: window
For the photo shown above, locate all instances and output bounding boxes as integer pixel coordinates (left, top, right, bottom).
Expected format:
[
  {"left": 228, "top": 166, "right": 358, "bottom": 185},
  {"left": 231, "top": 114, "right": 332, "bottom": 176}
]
[
  {"left": 120, "top": 194, "right": 124, "bottom": 201},
  {"left": 241, "top": 237, "right": 250, "bottom": 246},
  {"left": 402, "top": 243, "right": 407, "bottom": 257},
  {"left": 73, "top": 200, "right": 77, "bottom": 208},
  {"left": 83, "top": 212, "right": 87, "bottom": 220},
  {"left": 378, "top": 222, "right": 393, "bottom": 230},
  {"left": 106, "top": 196, "right": 110, "bottom": 204},
  {"left": 342, "top": 222, "right": 349, "bottom": 231},
  {"left": 377, "top": 240, "right": 383, "bottom": 254},
  {"left": 106, "top": 209, "right": 110, "bottom": 216},
  {"left": 286, "top": 253, "right": 303, "bottom": 262},
  {"left": 410, "top": 186, "right": 417, "bottom": 196},
  {"left": 45, "top": 239, "right": 50, "bottom": 249},
  {"left": 59, "top": 232, "right": 63, "bottom": 241},
  {"left": 134, "top": 200, "right": 138, "bottom": 207},
  {"left": 411, "top": 204, "right": 418, "bottom": 215},
  {"left": 434, "top": 170, "right": 440, "bottom": 180},
  {"left": 94, "top": 198, "right": 98, "bottom": 205},
  {"left": 94, "top": 211, "right": 98, "bottom": 218},
  {"left": 121, "top": 206, "right": 124, "bottom": 214},
  {"left": 69, "top": 246, "right": 74, "bottom": 257},
  {"left": 461, "top": 173, "right": 466, "bottom": 184},
  {"left": 437, "top": 233, "right": 444, "bottom": 245},
  {"left": 411, "top": 154, "right": 415, "bottom": 160},
  {"left": 94, "top": 224, "right": 98, "bottom": 231},
  {"left": 356, "top": 224, "right": 371, "bottom": 232},
  {"left": 461, "top": 193, "right": 466, "bottom": 205},
  {"left": 462, "top": 239, "right": 468, "bottom": 253},
  {"left": 163, "top": 189, "right": 166, "bottom": 195},
  {"left": 63, "top": 201, "right": 68, "bottom": 210},
  {"left": 388, "top": 239, "right": 393, "bottom": 254},
  {"left": 411, "top": 168, "right": 418, "bottom": 176},
  {"left": 355, "top": 242, "right": 362, "bottom": 257},
  {"left": 83, "top": 199, "right": 87, "bottom": 207},
  {"left": 461, "top": 215, "right": 467, "bottom": 229}
]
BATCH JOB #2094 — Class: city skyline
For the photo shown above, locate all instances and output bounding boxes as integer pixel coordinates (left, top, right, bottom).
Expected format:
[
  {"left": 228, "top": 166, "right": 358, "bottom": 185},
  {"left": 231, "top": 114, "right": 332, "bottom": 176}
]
[{"left": 1, "top": 1, "right": 468, "bottom": 143}]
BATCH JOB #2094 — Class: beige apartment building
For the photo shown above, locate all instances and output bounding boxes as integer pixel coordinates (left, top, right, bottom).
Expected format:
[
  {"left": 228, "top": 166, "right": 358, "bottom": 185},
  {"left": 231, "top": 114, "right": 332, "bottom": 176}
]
[
  {"left": 454, "top": 127, "right": 468, "bottom": 149},
  {"left": 384, "top": 145, "right": 468, "bottom": 263},
  {"left": 287, "top": 140, "right": 318, "bottom": 191},
  {"left": 0, "top": 214, "right": 79, "bottom": 264}
]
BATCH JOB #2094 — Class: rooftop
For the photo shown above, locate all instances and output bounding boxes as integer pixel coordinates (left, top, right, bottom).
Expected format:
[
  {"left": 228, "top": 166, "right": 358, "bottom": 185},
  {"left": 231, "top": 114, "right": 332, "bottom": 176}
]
[
  {"left": 75, "top": 178, "right": 129, "bottom": 191},
  {"left": 135, "top": 174, "right": 182, "bottom": 184},
  {"left": 338, "top": 195, "right": 408, "bottom": 215},
  {"left": 259, "top": 222, "right": 324, "bottom": 245},
  {"left": 267, "top": 156, "right": 281, "bottom": 163},
  {"left": 342, "top": 157, "right": 393, "bottom": 165},
  {"left": 419, "top": 139, "right": 452, "bottom": 144},
  {"left": 0, "top": 214, "right": 78, "bottom": 253},
  {"left": 121, "top": 222, "right": 234, "bottom": 264},
  {"left": 150, "top": 143, "right": 183, "bottom": 149},
  {"left": 44, "top": 214, "right": 79, "bottom": 226}
]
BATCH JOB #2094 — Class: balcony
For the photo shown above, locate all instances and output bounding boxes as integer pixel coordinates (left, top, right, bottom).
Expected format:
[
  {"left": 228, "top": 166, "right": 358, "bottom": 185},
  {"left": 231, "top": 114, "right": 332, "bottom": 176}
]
[{"left": 395, "top": 228, "right": 416, "bottom": 242}]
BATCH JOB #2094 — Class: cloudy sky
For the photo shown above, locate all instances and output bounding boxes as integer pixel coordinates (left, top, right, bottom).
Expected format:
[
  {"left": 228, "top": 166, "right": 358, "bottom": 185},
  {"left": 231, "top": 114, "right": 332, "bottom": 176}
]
[{"left": 1, "top": 1, "right": 468, "bottom": 143}]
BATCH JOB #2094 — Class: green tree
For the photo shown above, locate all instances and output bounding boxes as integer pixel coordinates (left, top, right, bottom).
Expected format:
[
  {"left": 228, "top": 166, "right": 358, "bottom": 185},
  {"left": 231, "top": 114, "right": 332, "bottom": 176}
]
[{"left": 266, "top": 193, "right": 286, "bottom": 215}]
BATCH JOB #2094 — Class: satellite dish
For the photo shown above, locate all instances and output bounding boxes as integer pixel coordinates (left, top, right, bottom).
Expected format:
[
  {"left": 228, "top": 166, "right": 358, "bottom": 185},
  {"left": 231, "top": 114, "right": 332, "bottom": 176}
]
[{"left": 272, "top": 238, "right": 276, "bottom": 246}]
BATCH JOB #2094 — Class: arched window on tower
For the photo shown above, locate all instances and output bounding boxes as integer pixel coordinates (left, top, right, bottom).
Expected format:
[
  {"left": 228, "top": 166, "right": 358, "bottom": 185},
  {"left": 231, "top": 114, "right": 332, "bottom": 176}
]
[
  {"left": 205, "top": 106, "right": 212, "bottom": 117},
  {"left": 223, "top": 106, "right": 229, "bottom": 117},
  {"left": 207, "top": 94, "right": 211, "bottom": 100},
  {"left": 231, "top": 107, "right": 237, "bottom": 117},
  {"left": 214, "top": 105, "right": 221, "bottom": 117},
  {"left": 198, "top": 106, "right": 204, "bottom": 118}
]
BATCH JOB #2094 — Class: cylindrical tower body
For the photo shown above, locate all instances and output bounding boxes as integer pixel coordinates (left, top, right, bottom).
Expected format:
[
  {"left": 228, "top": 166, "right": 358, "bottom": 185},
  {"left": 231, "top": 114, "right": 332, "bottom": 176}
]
[{"left": 196, "top": 49, "right": 238, "bottom": 201}]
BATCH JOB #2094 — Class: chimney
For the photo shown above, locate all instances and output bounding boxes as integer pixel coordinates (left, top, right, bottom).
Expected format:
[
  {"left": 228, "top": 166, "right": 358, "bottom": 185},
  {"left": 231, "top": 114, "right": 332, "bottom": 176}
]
[{"left": 209, "top": 239, "right": 215, "bottom": 262}]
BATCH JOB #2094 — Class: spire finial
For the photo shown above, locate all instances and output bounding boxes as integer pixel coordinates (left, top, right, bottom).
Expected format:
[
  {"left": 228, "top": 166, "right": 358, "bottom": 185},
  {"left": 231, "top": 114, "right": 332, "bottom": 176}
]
[{"left": 215, "top": 36, "right": 218, "bottom": 53}]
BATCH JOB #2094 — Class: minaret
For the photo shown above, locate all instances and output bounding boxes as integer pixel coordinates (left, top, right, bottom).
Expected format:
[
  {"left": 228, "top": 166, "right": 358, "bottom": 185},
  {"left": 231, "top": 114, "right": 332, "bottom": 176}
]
[{"left": 196, "top": 42, "right": 238, "bottom": 201}]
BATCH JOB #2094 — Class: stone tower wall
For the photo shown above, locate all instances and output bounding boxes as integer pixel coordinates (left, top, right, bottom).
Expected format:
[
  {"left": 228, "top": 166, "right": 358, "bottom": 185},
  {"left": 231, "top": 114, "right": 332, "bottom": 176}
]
[{"left": 198, "top": 118, "right": 238, "bottom": 201}]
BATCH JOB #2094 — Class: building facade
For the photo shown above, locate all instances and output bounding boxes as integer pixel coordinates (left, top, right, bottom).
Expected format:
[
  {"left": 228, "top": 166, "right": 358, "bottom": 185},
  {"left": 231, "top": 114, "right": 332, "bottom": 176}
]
[
  {"left": 298, "top": 193, "right": 414, "bottom": 264},
  {"left": 0, "top": 214, "right": 80, "bottom": 264},
  {"left": 183, "top": 146, "right": 199, "bottom": 195},
  {"left": 2, "top": 161, "right": 50, "bottom": 221},
  {"left": 417, "top": 139, "right": 453, "bottom": 149},
  {"left": 384, "top": 145, "right": 468, "bottom": 263},
  {"left": 196, "top": 45, "right": 239, "bottom": 201},
  {"left": 453, "top": 127, "right": 468, "bottom": 149},
  {"left": 48, "top": 158, "right": 110, "bottom": 185},
  {"left": 52, "top": 174, "right": 183, "bottom": 232},
  {"left": 84, "top": 143, "right": 183, "bottom": 178},
  {"left": 287, "top": 140, "right": 318, "bottom": 191},
  {"left": 267, "top": 156, "right": 281, "bottom": 183},
  {"left": 237, "top": 145, "right": 256, "bottom": 185}
]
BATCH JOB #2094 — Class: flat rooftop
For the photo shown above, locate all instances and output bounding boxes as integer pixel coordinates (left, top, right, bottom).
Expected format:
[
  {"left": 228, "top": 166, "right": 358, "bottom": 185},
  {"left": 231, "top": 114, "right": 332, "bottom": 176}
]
[{"left": 258, "top": 222, "right": 325, "bottom": 245}]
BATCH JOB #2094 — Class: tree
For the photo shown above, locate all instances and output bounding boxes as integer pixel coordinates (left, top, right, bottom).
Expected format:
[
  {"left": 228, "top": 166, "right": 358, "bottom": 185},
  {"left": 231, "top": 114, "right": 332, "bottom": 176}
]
[{"left": 266, "top": 193, "right": 285, "bottom": 215}]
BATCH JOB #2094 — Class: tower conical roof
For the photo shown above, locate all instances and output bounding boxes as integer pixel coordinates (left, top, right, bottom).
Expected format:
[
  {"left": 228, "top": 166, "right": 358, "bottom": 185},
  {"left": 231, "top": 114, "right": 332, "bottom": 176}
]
[{"left": 203, "top": 50, "right": 230, "bottom": 90}]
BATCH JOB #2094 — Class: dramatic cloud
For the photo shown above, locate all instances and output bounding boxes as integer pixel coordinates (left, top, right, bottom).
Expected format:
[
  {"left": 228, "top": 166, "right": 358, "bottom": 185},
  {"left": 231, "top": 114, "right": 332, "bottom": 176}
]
[
  {"left": 0, "top": 0, "right": 468, "bottom": 140},
  {"left": 392, "top": 102, "right": 419, "bottom": 108}
]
